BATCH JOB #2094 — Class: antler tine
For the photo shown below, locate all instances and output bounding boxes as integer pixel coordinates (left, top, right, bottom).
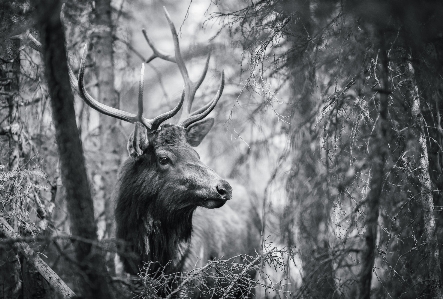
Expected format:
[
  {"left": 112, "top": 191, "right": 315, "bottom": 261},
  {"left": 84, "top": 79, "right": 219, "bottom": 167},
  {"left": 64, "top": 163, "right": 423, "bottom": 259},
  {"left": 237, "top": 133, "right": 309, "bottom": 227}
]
[
  {"left": 151, "top": 90, "right": 185, "bottom": 130},
  {"left": 195, "top": 53, "right": 211, "bottom": 91},
  {"left": 189, "top": 95, "right": 215, "bottom": 117},
  {"left": 179, "top": 52, "right": 211, "bottom": 121},
  {"left": 163, "top": 7, "right": 190, "bottom": 84},
  {"left": 26, "top": 33, "right": 183, "bottom": 132},
  {"left": 181, "top": 52, "right": 211, "bottom": 118},
  {"left": 26, "top": 33, "right": 144, "bottom": 126},
  {"left": 78, "top": 45, "right": 152, "bottom": 129},
  {"left": 180, "top": 71, "right": 224, "bottom": 128},
  {"left": 79, "top": 46, "right": 184, "bottom": 130},
  {"left": 138, "top": 62, "right": 185, "bottom": 131},
  {"left": 142, "top": 29, "right": 176, "bottom": 64},
  {"left": 162, "top": 7, "right": 213, "bottom": 124},
  {"left": 137, "top": 63, "right": 146, "bottom": 125}
]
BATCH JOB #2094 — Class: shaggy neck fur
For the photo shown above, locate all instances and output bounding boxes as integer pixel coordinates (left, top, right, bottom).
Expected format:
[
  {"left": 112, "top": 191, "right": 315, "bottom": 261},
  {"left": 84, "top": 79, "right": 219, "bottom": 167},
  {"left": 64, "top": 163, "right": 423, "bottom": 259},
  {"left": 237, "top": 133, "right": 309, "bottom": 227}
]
[{"left": 115, "top": 125, "right": 197, "bottom": 275}]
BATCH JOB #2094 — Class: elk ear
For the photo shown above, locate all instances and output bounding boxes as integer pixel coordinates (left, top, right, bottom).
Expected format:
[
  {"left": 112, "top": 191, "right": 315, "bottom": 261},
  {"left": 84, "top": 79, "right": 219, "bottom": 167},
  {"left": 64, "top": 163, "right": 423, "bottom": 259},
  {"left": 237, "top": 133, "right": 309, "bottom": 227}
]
[
  {"left": 185, "top": 118, "right": 214, "bottom": 147},
  {"left": 127, "top": 123, "right": 149, "bottom": 157}
]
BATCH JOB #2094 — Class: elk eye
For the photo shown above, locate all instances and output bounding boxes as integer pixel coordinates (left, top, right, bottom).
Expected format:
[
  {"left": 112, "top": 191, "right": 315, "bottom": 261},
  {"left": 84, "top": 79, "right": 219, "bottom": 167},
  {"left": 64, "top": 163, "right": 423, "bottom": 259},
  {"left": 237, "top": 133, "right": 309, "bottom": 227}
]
[{"left": 158, "top": 157, "right": 171, "bottom": 166}]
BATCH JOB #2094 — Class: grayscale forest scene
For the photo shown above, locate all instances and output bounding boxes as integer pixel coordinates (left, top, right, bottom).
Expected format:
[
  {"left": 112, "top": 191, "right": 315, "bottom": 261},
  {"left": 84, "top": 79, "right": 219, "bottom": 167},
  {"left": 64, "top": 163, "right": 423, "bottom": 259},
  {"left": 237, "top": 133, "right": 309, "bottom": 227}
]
[{"left": 0, "top": 0, "right": 442, "bottom": 298}]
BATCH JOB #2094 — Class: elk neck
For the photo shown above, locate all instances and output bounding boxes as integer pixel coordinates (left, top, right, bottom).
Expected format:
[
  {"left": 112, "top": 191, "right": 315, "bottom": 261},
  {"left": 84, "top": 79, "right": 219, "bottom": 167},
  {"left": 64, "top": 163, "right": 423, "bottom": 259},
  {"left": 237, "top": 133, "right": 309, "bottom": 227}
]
[{"left": 115, "top": 125, "right": 199, "bottom": 274}]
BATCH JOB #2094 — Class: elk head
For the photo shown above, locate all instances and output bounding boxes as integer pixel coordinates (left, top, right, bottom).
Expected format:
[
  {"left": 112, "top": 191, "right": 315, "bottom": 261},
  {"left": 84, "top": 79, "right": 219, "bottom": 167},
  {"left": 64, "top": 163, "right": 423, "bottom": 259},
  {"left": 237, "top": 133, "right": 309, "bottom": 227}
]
[{"left": 76, "top": 7, "right": 231, "bottom": 275}]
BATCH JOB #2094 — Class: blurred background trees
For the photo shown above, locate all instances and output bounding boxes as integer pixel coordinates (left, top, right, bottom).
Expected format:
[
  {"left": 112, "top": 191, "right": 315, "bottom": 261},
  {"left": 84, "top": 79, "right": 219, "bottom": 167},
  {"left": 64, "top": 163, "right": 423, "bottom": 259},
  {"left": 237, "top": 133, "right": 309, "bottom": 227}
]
[{"left": 0, "top": 0, "right": 442, "bottom": 298}]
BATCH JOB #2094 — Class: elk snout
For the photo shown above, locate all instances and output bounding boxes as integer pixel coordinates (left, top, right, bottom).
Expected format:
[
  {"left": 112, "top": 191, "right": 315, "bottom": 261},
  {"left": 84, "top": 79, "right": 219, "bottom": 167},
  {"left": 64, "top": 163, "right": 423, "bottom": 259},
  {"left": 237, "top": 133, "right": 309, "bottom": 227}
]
[{"left": 216, "top": 180, "right": 232, "bottom": 201}]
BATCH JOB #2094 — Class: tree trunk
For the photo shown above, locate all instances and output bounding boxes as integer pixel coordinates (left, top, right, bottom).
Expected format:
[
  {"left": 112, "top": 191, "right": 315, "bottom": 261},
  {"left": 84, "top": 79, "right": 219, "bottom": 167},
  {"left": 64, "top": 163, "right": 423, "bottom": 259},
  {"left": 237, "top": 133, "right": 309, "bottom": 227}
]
[
  {"left": 404, "top": 6, "right": 443, "bottom": 290},
  {"left": 283, "top": 0, "right": 338, "bottom": 297},
  {"left": 409, "top": 43, "right": 443, "bottom": 299},
  {"left": 34, "top": 1, "right": 114, "bottom": 298},
  {"left": 409, "top": 60, "right": 443, "bottom": 298},
  {"left": 357, "top": 31, "right": 389, "bottom": 299},
  {"left": 92, "top": 0, "right": 121, "bottom": 237},
  {"left": 92, "top": 0, "right": 123, "bottom": 274}
]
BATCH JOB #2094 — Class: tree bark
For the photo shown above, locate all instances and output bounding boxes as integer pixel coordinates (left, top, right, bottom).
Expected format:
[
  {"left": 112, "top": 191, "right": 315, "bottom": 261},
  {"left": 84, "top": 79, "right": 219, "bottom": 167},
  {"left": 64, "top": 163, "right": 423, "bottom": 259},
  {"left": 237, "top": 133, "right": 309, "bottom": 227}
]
[
  {"left": 282, "top": 0, "right": 338, "bottom": 297},
  {"left": 92, "top": 0, "right": 123, "bottom": 275},
  {"left": 92, "top": 0, "right": 122, "bottom": 241},
  {"left": 409, "top": 41, "right": 443, "bottom": 298},
  {"left": 34, "top": 1, "right": 114, "bottom": 298},
  {"left": 357, "top": 31, "right": 389, "bottom": 299},
  {"left": 402, "top": 3, "right": 443, "bottom": 287},
  {"left": 409, "top": 61, "right": 443, "bottom": 298}
]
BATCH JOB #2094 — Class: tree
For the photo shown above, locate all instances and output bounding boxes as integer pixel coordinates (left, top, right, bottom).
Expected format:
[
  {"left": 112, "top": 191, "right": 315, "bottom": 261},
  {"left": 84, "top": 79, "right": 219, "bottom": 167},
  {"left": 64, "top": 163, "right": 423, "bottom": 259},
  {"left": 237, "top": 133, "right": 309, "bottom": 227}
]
[
  {"left": 34, "top": 0, "right": 114, "bottom": 297},
  {"left": 92, "top": 0, "right": 123, "bottom": 246},
  {"left": 214, "top": 0, "right": 443, "bottom": 297},
  {"left": 1, "top": 0, "right": 442, "bottom": 297}
]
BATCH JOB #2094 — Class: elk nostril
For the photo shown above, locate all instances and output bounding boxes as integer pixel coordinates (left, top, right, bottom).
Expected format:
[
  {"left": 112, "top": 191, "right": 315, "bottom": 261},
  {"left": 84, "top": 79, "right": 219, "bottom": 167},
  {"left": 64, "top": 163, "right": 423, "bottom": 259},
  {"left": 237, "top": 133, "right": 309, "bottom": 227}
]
[
  {"left": 216, "top": 181, "right": 232, "bottom": 199},
  {"left": 216, "top": 185, "right": 227, "bottom": 196}
]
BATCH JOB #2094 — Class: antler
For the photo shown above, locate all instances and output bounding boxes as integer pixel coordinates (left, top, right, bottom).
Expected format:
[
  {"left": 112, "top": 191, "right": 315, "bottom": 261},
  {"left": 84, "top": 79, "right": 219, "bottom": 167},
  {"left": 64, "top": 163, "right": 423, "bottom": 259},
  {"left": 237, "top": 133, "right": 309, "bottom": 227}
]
[
  {"left": 78, "top": 45, "right": 184, "bottom": 131},
  {"left": 22, "top": 7, "right": 223, "bottom": 131},
  {"left": 22, "top": 31, "right": 183, "bottom": 132},
  {"left": 143, "top": 7, "right": 224, "bottom": 128}
]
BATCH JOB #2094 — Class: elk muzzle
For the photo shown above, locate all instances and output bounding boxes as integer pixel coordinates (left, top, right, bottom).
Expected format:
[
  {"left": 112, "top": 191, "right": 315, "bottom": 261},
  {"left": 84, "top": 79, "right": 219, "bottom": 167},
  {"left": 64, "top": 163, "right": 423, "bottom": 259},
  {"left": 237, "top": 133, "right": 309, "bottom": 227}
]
[
  {"left": 216, "top": 180, "right": 232, "bottom": 201},
  {"left": 199, "top": 179, "right": 232, "bottom": 209}
]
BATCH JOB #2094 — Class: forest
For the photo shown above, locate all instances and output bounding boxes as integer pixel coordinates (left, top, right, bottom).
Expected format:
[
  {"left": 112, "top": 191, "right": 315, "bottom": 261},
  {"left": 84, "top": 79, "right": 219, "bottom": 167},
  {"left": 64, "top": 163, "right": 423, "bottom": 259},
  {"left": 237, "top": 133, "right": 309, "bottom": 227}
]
[{"left": 0, "top": 0, "right": 443, "bottom": 298}]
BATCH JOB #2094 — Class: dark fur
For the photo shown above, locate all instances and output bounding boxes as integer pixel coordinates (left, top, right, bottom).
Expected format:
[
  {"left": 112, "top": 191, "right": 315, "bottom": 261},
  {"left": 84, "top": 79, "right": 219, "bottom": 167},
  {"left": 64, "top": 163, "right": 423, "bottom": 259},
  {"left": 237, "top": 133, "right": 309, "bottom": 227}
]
[
  {"left": 115, "top": 124, "right": 229, "bottom": 275},
  {"left": 114, "top": 123, "right": 260, "bottom": 299}
]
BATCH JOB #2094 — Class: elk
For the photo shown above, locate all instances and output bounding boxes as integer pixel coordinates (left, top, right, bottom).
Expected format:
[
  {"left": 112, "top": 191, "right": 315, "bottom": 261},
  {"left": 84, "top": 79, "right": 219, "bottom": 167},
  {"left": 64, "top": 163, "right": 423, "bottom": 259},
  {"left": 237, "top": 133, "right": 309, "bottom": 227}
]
[{"left": 75, "top": 7, "right": 259, "bottom": 297}]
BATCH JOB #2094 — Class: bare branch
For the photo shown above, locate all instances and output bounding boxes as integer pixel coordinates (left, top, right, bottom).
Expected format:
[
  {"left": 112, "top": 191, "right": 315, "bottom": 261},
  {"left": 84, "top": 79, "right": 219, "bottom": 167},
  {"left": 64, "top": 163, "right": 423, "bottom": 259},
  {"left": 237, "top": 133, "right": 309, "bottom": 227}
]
[{"left": 0, "top": 217, "right": 76, "bottom": 298}]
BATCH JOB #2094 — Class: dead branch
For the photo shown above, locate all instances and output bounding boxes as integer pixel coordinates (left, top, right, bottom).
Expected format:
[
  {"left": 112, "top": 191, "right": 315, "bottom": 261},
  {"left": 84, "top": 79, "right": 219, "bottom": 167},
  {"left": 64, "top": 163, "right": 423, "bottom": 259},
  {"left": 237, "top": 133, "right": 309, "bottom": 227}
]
[{"left": 0, "top": 217, "right": 76, "bottom": 298}]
